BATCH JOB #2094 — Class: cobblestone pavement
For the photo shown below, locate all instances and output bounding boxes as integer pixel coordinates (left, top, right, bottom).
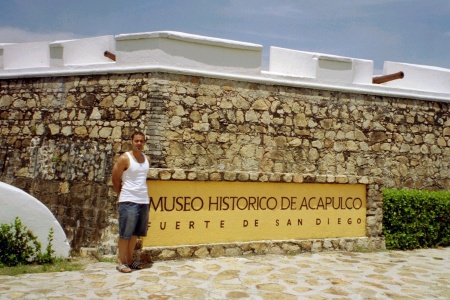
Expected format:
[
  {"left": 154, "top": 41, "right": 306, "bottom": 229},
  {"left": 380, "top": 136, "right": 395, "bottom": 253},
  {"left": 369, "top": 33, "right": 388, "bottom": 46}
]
[{"left": 0, "top": 247, "right": 449, "bottom": 300}]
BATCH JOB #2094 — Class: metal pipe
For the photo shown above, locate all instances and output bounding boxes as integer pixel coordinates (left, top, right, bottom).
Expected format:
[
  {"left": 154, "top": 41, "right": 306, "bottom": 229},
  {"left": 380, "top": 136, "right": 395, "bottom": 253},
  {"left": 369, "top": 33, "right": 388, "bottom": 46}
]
[
  {"left": 104, "top": 51, "right": 116, "bottom": 61},
  {"left": 372, "top": 71, "right": 404, "bottom": 84}
]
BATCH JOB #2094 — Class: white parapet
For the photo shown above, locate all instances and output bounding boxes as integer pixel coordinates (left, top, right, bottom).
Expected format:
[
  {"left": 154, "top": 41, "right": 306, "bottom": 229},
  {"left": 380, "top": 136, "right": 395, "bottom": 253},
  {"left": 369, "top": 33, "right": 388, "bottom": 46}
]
[
  {"left": 115, "top": 31, "right": 263, "bottom": 75},
  {"left": 381, "top": 61, "right": 450, "bottom": 94},
  {"left": 268, "top": 46, "right": 373, "bottom": 85},
  {"left": 0, "top": 31, "right": 449, "bottom": 102},
  {"left": 57, "top": 35, "right": 116, "bottom": 66},
  {"left": 3, "top": 41, "right": 51, "bottom": 70},
  {"left": 351, "top": 59, "right": 374, "bottom": 85},
  {"left": 0, "top": 44, "right": 14, "bottom": 69}
]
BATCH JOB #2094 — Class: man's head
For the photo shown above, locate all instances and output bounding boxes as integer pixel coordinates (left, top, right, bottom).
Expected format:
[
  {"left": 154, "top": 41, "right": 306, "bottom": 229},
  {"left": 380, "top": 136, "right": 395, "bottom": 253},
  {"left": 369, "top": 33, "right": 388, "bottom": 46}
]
[
  {"left": 131, "top": 131, "right": 145, "bottom": 141},
  {"left": 131, "top": 131, "right": 145, "bottom": 151}
]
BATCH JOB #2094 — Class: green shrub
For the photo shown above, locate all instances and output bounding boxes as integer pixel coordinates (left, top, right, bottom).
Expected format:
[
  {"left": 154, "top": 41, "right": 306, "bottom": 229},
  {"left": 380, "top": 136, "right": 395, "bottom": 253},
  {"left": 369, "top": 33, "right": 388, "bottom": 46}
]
[
  {"left": 383, "top": 189, "right": 450, "bottom": 250},
  {"left": 0, "top": 217, "right": 56, "bottom": 267}
]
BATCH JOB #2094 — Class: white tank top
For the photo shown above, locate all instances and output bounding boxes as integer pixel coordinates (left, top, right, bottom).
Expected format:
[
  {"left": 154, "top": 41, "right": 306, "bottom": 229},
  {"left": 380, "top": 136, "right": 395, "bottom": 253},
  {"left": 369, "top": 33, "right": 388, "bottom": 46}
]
[{"left": 118, "top": 152, "right": 149, "bottom": 204}]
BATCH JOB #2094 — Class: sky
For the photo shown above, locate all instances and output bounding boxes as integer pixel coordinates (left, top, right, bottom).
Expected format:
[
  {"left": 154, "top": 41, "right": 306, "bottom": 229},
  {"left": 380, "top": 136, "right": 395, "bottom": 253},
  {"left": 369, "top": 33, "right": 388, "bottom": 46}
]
[{"left": 1, "top": 0, "right": 449, "bottom": 74}]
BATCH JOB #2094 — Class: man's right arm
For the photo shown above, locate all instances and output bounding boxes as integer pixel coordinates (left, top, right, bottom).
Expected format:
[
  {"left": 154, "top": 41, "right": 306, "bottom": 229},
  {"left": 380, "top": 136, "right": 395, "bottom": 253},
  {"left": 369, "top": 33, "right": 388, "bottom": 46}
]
[{"left": 112, "top": 154, "right": 127, "bottom": 195}]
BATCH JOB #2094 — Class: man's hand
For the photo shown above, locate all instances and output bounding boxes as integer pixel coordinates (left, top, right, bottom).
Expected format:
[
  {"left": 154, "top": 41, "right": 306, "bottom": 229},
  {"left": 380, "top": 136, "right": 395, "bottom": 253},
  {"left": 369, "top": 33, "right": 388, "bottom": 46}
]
[{"left": 112, "top": 153, "right": 129, "bottom": 195}]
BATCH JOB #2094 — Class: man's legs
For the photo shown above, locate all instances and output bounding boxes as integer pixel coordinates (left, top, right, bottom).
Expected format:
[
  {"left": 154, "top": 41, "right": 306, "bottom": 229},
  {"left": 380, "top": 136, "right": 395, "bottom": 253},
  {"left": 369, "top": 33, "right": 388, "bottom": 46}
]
[
  {"left": 127, "top": 235, "right": 138, "bottom": 264},
  {"left": 118, "top": 238, "right": 130, "bottom": 264},
  {"left": 117, "top": 236, "right": 138, "bottom": 272},
  {"left": 117, "top": 203, "right": 148, "bottom": 272},
  {"left": 118, "top": 202, "right": 140, "bottom": 272}
]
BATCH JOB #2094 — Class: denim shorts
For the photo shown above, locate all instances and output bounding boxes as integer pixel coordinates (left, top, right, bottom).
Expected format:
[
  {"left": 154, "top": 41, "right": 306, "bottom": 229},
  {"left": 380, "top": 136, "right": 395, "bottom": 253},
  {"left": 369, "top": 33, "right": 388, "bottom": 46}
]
[{"left": 118, "top": 202, "right": 149, "bottom": 240}]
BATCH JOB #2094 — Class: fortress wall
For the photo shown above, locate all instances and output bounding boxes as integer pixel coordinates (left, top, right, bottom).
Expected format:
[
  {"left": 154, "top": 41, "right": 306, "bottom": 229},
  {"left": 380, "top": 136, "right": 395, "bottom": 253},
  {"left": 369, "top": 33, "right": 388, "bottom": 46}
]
[
  {"left": 1, "top": 71, "right": 448, "bottom": 254},
  {"left": 0, "top": 31, "right": 449, "bottom": 256}
]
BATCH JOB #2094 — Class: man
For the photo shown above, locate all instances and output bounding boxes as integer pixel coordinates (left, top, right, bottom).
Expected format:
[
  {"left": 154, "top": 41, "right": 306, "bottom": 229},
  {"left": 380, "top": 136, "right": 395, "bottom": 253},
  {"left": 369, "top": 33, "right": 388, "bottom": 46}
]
[{"left": 112, "top": 131, "right": 150, "bottom": 273}]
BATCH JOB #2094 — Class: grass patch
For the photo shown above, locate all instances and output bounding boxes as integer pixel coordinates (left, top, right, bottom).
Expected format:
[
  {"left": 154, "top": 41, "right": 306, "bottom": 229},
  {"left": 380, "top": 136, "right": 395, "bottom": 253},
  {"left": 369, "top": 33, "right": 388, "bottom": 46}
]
[
  {"left": 0, "top": 258, "right": 86, "bottom": 276},
  {"left": 0, "top": 254, "right": 117, "bottom": 276}
]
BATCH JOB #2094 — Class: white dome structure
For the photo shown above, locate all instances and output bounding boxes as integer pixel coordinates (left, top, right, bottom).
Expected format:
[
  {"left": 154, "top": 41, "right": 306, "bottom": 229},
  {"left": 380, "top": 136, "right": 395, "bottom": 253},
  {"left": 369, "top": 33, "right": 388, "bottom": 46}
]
[{"left": 0, "top": 181, "right": 70, "bottom": 258}]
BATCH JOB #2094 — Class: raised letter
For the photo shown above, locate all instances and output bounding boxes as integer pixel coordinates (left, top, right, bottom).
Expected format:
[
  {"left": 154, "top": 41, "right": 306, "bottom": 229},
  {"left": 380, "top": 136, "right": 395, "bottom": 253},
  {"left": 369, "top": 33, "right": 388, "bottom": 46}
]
[
  {"left": 248, "top": 197, "right": 257, "bottom": 210},
  {"left": 267, "top": 197, "right": 277, "bottom": 210},
  {"left": 164, "top": 197, "right": 175, "bottom": 211},
  {"left": 150, "top": 196, "right": 165, "bottom": 211},
  {"left": 237, "top": 197, "right": 248, "bottom": 210},
  {"left": 183, "top": 197, "right": 191, "bottom": 211},
  {"left": 326, "top": 197, "right": 332, "bottom": 209},
  {"left": 209, "top": 196, "right": 219, "bottom": 211},
  {"left": 309, "top": 197, "right": 317, "bottom": 210},
  {"left": 290, "top": 197, "right": 297, "bottom": 210},
  {"left": 345, "top": 197, "right": 353, "bottom": 209},
  {"left": 281, "top": 197, "right": 290, "bottom": 210},
  {"left": 300, "top": 197, "right": 309, "bottom": 210},
  {"left": 353, "top": 198, "right": 363, "bottom": 209},
  {"left": 191, "top": 197, "right": 204, "bottom": 211},
  {"left": 317, "top": 197, "right": 325, "bottom": 210}
]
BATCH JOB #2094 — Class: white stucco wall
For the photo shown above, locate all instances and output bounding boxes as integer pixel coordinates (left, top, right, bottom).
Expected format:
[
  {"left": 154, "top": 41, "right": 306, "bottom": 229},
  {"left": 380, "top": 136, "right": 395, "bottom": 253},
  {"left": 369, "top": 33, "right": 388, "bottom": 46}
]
[
  {"left": 381, "top": 61, "right": 450, "bottom": 94},
  {"left": 3, "top": 41, "right": 50, "bottom": 70},
  {"left": 268, "top": 46, "right": 374, "bottom": 85},
  {"left": 0, "top": 31, "right": 448, "bottom": 102},
  {"left": 268, "top": 47, "right": 317, "bottom": 79},
  {"left": 60, "top": 35, "right": 116, "bottom": 66},
  {"left": 115, "top": 31, "right": 262, "bottom": 74},
  {"left": 0, "top": 181, "right": 70, "bottom": 258}
]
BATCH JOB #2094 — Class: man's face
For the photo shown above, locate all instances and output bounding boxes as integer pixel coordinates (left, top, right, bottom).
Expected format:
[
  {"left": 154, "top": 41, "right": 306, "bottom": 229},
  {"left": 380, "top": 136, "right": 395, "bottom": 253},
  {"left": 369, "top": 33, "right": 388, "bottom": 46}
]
[{"left": 131, "top": 134, "right": 145, "bottom": 151}]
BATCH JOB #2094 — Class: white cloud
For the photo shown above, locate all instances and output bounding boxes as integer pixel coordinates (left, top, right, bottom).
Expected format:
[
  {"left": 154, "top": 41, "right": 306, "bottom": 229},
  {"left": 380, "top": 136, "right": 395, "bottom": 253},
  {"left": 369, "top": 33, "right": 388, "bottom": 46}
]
[{"left": 0, "top": 27, "right": 82, "bottom": 43}]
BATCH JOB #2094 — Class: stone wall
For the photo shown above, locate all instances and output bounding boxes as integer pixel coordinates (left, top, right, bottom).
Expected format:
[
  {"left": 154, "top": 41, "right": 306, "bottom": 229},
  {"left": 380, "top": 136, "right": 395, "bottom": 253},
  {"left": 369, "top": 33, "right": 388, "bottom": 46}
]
[{"left": 1, "top": 71, "right": 449, "bottom": 255}]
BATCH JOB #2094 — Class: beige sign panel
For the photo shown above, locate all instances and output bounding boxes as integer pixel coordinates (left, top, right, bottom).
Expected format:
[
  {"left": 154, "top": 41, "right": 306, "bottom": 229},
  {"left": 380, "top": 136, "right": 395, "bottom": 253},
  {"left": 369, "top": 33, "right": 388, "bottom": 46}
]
[{"left": 144, "top": 181, "right": 366, "bottom": 247}]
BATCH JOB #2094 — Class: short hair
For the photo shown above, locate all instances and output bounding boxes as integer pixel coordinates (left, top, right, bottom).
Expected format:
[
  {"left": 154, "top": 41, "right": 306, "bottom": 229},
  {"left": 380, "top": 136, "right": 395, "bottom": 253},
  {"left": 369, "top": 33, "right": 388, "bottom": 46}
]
[{"left": 131, "top": 131, "right": 145, "bottom": 140}]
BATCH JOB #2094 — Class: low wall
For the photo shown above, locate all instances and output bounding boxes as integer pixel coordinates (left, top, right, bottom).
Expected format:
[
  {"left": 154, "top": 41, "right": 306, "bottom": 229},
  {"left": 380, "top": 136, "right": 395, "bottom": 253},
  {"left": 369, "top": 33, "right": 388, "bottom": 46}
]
[{"left": 139, "top": 170, "right": 384, "bottom": 261}]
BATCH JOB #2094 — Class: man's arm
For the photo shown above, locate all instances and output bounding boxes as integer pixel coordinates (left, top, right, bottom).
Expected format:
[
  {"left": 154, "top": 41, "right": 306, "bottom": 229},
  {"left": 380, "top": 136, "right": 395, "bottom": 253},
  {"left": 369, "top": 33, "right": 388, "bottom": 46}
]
[{"left": 112, "top": 154, "right": 128, "bottom": 195}]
